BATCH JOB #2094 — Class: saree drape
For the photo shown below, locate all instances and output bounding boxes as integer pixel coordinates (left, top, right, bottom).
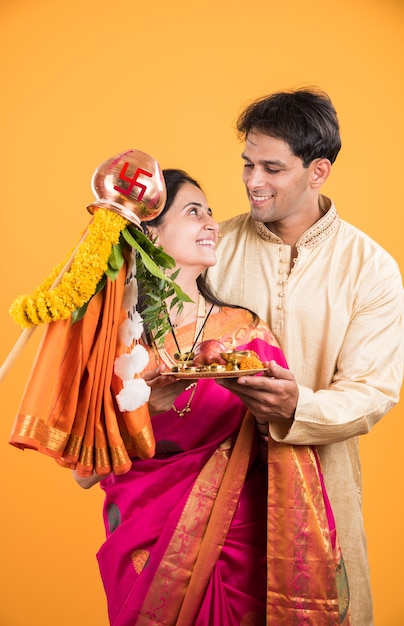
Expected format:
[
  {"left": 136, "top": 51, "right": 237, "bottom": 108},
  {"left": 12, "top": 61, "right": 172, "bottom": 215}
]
[{"left": 97, "top": 308, "right": 351, "bottom": 625}]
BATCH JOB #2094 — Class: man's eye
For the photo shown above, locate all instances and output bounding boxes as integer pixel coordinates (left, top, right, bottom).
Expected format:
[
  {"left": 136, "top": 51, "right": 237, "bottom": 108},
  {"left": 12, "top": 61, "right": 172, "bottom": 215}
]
[
  {"left": 243, "top": 162, "right": 253, "bottom": 168},
  {"left": 266, "top": 168, "right": 280, "bottom": 174}
]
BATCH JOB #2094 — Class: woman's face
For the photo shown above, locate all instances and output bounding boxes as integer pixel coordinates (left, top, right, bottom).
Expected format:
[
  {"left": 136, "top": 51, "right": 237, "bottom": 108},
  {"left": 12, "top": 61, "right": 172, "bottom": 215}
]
[{"left": 148, "top": 182, "right": 219, "bottom": 274}]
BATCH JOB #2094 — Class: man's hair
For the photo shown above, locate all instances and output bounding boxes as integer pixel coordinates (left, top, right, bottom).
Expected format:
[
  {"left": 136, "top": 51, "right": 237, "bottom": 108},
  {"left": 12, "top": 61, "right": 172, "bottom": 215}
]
[{"left": 236, "top": 87, "right": 341, "bottom": 167}]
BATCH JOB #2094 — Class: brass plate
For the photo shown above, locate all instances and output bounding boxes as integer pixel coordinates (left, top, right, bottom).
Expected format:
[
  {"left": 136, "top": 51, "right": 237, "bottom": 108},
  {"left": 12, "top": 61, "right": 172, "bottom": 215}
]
[{"left": 161, "top": 368, "right": 266, "bottom": 379}]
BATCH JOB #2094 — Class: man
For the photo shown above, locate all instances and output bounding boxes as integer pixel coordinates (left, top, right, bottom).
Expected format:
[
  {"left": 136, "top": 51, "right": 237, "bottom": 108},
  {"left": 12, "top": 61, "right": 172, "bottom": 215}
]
[{"left": 206, "top": 88, "right": 403, "bottom": 625}]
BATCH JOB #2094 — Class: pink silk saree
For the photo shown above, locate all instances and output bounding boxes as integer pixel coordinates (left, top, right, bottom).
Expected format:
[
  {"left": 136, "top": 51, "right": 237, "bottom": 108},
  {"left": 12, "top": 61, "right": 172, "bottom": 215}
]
[{"left": 97, "top": 308, "right": 351, "bottom": 625}]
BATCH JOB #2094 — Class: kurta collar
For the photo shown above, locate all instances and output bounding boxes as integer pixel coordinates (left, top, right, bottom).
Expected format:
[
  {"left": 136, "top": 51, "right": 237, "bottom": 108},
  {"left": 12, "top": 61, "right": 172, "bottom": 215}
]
[{"left": 253, "top": 195, "right": 339, "bottom": 248}]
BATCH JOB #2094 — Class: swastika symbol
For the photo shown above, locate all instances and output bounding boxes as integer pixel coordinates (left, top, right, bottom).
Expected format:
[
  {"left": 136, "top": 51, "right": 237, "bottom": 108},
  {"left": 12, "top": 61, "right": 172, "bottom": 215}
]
[{"left": 114, "top": 163, "right": 153, "bottom": 200}]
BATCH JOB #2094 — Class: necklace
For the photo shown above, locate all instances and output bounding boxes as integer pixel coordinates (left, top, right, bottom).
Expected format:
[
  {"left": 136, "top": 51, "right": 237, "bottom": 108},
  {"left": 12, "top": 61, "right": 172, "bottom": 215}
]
[
  {"left": 153, "top": 294, "right": 212, "bottom": 418},
  {"left": 170, "top": 301, "right": 199, "bottom": 328},
  {"left": 172, "top": 382, "right": 198, "bottom": 417}
]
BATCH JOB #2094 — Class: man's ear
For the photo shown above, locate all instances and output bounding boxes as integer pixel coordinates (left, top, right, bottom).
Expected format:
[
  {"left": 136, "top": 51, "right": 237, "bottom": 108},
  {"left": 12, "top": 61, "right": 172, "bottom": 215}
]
[{"left": 310, "top": 158, "right": 331, "bottom": 188}]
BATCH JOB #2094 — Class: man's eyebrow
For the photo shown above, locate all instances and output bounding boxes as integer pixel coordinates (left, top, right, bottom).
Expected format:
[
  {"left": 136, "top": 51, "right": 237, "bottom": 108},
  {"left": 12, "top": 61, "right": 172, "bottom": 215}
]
[{"left": 241, "top": 153, "right": 285, "bottom": 167}]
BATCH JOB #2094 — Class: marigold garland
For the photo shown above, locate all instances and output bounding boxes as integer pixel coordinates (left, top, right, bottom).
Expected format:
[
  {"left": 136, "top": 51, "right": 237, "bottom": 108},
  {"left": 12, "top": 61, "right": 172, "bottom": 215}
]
[{"left": 9, "top": 209, "right": 129, "bottom": 328}]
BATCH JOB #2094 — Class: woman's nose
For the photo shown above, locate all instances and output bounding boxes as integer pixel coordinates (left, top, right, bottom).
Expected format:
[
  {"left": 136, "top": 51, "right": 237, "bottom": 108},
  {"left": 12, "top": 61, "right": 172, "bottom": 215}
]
[{"left": 204, "top": 218, "right": 219, "bottom": 233}]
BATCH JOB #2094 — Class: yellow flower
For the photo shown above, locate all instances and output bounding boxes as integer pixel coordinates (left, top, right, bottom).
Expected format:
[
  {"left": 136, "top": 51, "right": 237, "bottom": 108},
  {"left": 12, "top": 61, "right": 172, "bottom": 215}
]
[{"left": 9, "top": 209, "right": 129, "bottom": 328}]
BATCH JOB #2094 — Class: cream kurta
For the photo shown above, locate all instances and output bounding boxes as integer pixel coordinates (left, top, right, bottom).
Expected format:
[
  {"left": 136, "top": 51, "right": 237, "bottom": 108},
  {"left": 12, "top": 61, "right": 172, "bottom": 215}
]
[{"left": 206, "top": 196, "right": 404, "bottom": 626}]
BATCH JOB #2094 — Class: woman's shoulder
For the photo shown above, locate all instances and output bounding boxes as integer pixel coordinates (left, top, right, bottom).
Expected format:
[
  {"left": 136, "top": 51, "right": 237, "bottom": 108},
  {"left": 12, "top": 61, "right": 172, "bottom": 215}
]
[{"left": 212, "top": 307, "right": 279, "bottom": 347}]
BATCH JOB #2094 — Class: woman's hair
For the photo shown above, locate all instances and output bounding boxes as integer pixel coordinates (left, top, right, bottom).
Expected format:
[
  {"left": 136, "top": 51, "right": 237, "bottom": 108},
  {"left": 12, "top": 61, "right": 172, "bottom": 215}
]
[
  {"left": 143, "top": 168, "right": 258, "bottom": 325},
  {"left": 145, "top": 169, "right": 202, "bottom": 228},
  {"left": 237, "top": 87, "right": 341, "bottom": 167}
]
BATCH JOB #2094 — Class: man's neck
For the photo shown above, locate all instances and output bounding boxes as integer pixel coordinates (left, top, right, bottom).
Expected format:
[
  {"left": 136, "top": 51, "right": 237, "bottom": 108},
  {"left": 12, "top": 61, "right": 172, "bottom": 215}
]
[{"left": 264, "top": 201, "right": 325, "bottom": 247}]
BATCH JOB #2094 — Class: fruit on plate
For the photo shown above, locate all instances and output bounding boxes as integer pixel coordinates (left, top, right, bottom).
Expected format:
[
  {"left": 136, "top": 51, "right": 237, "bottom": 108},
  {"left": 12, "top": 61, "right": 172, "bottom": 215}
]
[{"left": 192, "top": 339, "right": 227, "bottom": 366}]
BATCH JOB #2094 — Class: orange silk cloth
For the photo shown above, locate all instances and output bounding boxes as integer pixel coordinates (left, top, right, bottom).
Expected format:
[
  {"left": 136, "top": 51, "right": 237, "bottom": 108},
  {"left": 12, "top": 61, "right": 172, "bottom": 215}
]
[{"left": 9, "top": 262, "right": 155, "bottom": 476}]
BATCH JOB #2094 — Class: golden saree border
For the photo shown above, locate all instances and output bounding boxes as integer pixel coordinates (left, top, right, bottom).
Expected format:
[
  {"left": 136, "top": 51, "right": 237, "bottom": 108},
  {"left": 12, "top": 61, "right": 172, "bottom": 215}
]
[
  {"left": 135, "top": 411, "right": 255, "bottom": 626},
  {"left": 135, "top": 436, "right": 233, "bottom": 625},
  {"left": 266, "top": 439, "right": 351, "bottom": 624},
  {"left": 176, "top": 411, "right": 256, "bottom": 625}
]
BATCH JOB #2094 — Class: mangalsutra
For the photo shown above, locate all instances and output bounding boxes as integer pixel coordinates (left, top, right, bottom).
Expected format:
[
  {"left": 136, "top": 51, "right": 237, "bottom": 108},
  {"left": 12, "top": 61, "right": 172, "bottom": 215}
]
[{"left": 172, "top": 382, "right": 198, "bottom": 417}]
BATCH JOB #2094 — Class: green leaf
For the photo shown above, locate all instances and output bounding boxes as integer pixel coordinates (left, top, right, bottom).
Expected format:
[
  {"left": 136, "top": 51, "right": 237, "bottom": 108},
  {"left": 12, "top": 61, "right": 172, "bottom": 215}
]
[
  {"left": 105, "top": 266, "right": 121, "bottom": 281},
  {"left": 122, "top": 229, "right": 193, "bottom": 303},
  {"left": 108, "top": 243, "right": 124, "bottom": 271},
  {"left": 125, "top": 226, "right": 176, "bottom": 269},
  {"left": 122, "top": 229, "right": 169, "bottom": 280}
]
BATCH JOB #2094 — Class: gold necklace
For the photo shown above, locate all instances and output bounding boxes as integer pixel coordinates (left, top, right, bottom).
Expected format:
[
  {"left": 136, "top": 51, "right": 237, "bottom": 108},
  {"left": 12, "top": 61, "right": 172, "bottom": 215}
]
[
  {"left": 172, "top": 382, "right": 198, "bottom": 417},
  {"left": 157, "top": 294, "right": 207, "bottom": 417}
]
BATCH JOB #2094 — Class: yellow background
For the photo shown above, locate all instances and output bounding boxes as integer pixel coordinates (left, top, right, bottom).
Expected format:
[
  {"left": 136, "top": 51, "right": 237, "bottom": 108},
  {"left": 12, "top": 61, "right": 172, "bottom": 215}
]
[{"left": 0, "top": 0, "right": 403, "bottom": 624}]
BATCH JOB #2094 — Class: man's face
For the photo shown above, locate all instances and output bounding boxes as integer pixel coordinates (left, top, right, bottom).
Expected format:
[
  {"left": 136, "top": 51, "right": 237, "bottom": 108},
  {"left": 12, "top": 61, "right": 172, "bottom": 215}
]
[{"left": 241, "top": 131, "right": 315, "bottom": 226}]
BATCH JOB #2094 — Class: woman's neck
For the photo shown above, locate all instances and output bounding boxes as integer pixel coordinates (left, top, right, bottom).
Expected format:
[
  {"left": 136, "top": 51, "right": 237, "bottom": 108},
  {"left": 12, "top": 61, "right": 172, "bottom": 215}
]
[{"left": 168, "top": 270, "right": 201, "bottom": 328}]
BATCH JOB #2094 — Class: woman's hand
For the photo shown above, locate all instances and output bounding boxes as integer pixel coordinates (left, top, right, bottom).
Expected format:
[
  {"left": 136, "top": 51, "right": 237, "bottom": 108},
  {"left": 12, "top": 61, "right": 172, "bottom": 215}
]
[
  {"left": 143, "top": 364, "right": 192, "bottom": 415},
  {"left": 73, "top": 470, "right": 106, "bottom": 489}
]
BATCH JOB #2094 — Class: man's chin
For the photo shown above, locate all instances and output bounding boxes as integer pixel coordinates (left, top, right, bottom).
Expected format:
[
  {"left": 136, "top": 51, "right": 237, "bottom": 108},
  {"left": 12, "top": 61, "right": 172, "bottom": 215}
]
[{"left": 250, "top": 206, "right": 270, "bottom": 223}]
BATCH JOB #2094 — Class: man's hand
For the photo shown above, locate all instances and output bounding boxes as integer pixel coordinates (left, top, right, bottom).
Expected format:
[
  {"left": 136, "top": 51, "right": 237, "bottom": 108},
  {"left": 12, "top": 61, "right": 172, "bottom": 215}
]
[{"left": 216, "top": 360, "right": 298, "bottom": 425}]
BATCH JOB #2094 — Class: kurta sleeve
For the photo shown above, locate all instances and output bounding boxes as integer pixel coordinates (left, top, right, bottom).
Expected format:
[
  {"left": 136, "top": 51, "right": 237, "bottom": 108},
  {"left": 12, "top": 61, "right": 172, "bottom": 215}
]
[{"left": 270, "top": 253, "right": 404, "bottom": 445}]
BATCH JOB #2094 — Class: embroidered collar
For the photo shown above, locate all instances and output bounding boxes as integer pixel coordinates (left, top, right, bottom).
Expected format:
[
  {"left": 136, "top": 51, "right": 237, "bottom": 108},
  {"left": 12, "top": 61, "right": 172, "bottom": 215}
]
[{"left": 253, "top": 195, "right": 339, "bottom": 248}]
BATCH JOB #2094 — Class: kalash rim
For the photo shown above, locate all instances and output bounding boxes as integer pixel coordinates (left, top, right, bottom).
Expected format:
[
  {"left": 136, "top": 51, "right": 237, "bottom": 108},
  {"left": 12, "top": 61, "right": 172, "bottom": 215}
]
[{"left": 87, "top": 199, "right": 142, "bottom": 226}]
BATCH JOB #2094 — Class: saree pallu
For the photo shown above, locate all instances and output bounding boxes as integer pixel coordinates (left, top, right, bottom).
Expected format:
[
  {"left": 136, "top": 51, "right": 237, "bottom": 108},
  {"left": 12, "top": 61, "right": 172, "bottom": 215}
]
[{"left": 98, "top": 309, "right": 351, "bottom": 625}]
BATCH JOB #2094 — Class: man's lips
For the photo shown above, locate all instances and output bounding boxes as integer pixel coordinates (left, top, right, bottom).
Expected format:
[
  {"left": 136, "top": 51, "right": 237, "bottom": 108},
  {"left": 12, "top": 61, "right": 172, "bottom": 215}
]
[{"left": 249, "top": 192, "right": 274, "bottom": 205}]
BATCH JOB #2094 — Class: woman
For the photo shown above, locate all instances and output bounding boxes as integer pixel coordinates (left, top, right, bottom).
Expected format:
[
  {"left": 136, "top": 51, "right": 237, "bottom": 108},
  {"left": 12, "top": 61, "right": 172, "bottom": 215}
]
[{"left": 75, "top": 170, "right": 350, "bottom": 625}]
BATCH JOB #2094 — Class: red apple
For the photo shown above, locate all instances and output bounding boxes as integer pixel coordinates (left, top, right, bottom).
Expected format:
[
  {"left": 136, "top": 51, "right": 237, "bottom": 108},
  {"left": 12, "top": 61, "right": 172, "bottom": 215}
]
[{"left": 192, "top": 339, "right": 227, "bottom": 366}]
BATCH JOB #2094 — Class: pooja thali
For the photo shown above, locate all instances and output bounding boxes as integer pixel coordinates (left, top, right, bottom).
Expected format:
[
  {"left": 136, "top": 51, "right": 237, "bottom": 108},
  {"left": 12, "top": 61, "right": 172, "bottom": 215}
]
[
  {"left": 161, "top": 367, "right": 266, "bottom": 379},
  {"left": 161, "top": 349, "right": 267, "bottom": 379}
]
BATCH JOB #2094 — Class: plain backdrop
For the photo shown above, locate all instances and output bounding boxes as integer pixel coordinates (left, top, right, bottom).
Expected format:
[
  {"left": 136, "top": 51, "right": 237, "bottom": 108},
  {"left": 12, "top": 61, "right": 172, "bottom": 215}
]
[{"left": 0, "top": 0, "right": 403, "bottom": 624}]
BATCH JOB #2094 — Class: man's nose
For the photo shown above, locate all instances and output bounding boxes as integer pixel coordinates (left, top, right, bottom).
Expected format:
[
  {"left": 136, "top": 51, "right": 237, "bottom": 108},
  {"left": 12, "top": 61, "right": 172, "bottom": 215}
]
[{"left": 246, "top": 167, "right": 266, "bottom": 188}]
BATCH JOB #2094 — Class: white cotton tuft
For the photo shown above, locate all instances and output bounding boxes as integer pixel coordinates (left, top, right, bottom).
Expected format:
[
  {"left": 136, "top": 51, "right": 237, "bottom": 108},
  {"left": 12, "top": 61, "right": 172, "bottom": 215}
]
[
  {"left": 118, "top": 318, "right": 137, "bottom": 347},
  {"left": 116, "top": 378, "right": 151, "bottom": 412},
  {"left": 114, "top": 344, "right": 149, "bottom": 379},
  {"left": 114, "top": 353, "right": 135, "bottom": 380},
  {"left": 131, "top": 311, "right": 144, "bottom": 340},
  {"left": 129, "top": 344, "right": 149, "bottom": 372}
]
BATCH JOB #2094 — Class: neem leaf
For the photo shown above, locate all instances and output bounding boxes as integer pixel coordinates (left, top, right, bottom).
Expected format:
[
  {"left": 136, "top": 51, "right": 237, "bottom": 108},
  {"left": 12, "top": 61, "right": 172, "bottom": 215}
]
[
  {"left": 125, "top": 226, "right": 176, "bottom": 269},
  {"left": 108, "top": 243, "right": 125, "bottom": 271},
  {"left": 122, "top": 229, "right": 192, "bottom": 303}
]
